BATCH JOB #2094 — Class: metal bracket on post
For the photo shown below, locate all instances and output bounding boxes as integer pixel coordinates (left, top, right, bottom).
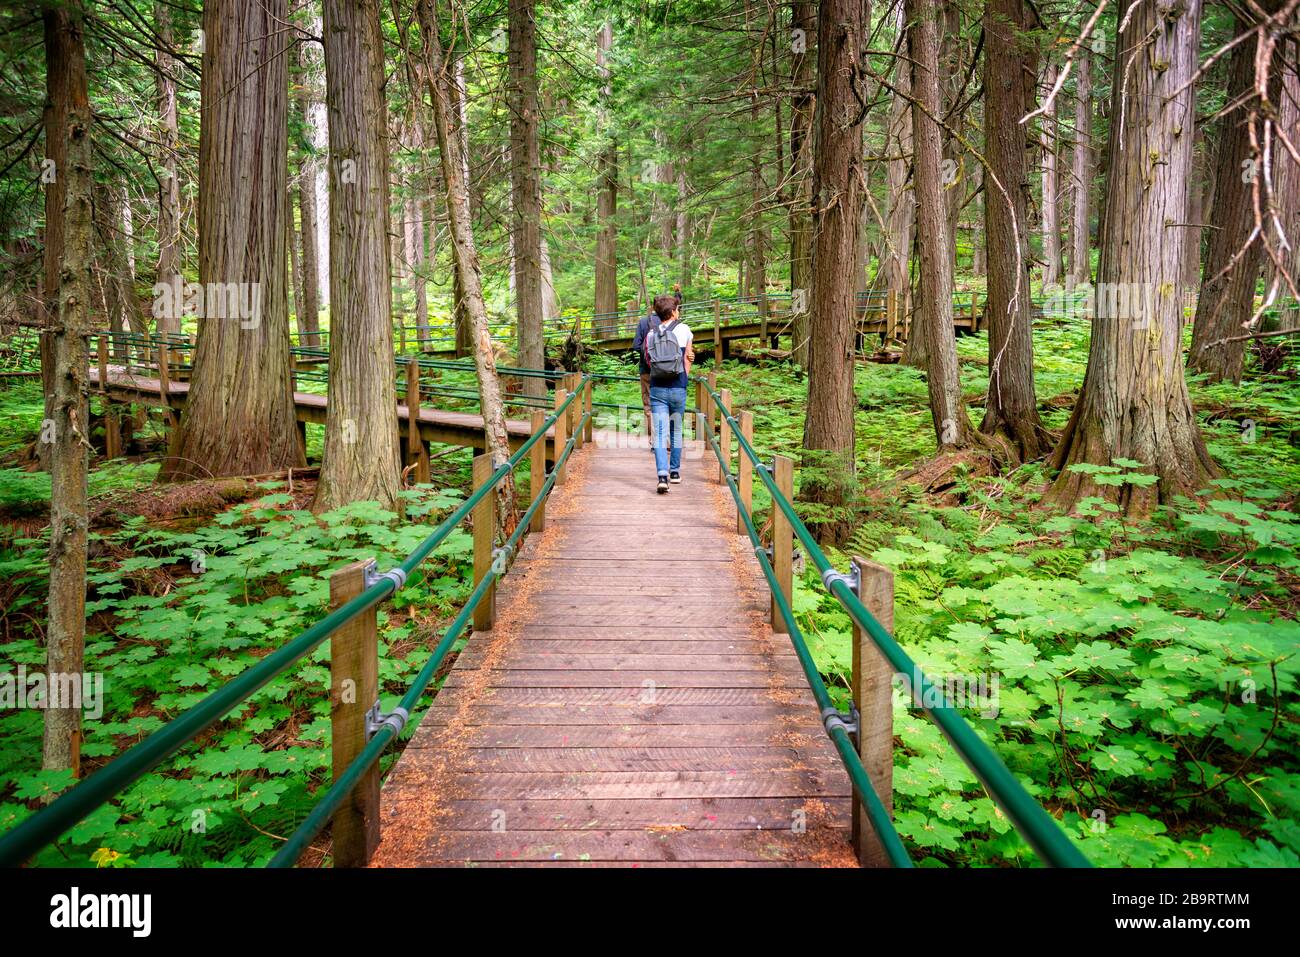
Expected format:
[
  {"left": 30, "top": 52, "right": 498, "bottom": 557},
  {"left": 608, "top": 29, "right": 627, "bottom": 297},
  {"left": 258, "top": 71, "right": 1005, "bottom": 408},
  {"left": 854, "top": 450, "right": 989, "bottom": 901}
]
[
  {"left": 728, "top": 468, "right": 739, "bottom": 484},
  {"left": 821, "top": 563, "right": 860, "bottom": 595},
  {"left": 363, "top": 560, "right": 408, "bottom": 592},
  {"left": 365, "top": 700, "right": 410, "bottom": 741},
  {"left": 821, "top": 704, "right": 860, "bottom": 739},
  {"left": 759, "top": 460, "right": 774, "bottom": 475}
]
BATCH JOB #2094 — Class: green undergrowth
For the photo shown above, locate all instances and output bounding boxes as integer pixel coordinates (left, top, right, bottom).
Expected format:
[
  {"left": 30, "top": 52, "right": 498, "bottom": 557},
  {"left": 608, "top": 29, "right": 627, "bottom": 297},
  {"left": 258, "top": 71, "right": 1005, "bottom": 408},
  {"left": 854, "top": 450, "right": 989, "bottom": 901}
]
[
  {"left": 709, "top": 322, "right": 1299, "bottom": 868},
  {"left": 0, "top": 485, "right": 475, "bottom": 867}
]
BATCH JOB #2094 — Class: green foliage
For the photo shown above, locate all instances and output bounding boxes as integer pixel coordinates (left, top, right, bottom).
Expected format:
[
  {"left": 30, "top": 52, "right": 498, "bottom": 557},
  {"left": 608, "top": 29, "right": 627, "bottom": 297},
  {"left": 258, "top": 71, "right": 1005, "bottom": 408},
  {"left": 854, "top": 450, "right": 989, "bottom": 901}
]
[{"left": 0, "top": 483, "right": 473, "bottom": 868}]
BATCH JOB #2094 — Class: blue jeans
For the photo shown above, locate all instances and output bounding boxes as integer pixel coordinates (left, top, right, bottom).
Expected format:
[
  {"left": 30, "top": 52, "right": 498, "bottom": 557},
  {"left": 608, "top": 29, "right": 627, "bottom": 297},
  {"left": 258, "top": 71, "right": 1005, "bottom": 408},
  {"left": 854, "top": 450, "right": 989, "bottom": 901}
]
[{"left": 649, "top": 385, "right": 686, "bottom": 476}]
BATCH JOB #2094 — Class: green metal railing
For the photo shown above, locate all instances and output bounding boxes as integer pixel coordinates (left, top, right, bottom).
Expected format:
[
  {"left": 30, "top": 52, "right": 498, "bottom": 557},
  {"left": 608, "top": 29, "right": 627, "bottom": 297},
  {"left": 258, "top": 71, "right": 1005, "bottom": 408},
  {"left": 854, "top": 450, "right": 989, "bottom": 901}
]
[
  {"left": 0, "top": 378, "right": 589, "bottom": 868},
  {"left": 701, "top": 381, "right": 1091, "bottom": 868}
]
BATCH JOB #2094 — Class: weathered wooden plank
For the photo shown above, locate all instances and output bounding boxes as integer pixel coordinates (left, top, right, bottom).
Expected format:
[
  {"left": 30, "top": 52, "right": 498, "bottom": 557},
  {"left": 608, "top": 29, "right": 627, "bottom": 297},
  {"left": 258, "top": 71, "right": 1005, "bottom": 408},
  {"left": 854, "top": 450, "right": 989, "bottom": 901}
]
[
  {"left": 407, "top": 724, "right": 817, "bottom": 749},
  {"left": 378, "top": 796, "right": 850, "bottom": 831},
  {"left": 441, "top": 669, "right": 805, "bottom": 689},
  {"left": 423, "top": 703, "right": 810, "bottom": 726},
  {"left": 414, "top": 747, "right": 842, "bottom": 773},
  {"left": 374, "top": 829, "right": 855, "bottom": 866},
  {"left": 391, "top": 770, "right": 851, "bottom": 800}
]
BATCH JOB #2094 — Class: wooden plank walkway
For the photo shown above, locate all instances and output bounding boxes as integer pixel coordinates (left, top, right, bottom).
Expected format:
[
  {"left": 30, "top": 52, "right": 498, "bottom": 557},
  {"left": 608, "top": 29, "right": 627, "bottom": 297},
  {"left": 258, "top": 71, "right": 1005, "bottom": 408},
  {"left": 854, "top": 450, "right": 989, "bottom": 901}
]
[{"left": 370, "top": 429, "right": 855, "bottom": 867}]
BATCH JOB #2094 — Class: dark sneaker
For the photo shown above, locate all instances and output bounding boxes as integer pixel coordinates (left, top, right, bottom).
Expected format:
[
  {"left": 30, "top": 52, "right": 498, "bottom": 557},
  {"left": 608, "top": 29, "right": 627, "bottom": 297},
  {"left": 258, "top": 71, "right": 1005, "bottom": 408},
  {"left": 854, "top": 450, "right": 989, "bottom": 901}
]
[
  {"left": 656, "top": 477, "right": 669, "bottom": 494},
  {"left": 669, "top": 471, "right": 681, "bottom": 484}
]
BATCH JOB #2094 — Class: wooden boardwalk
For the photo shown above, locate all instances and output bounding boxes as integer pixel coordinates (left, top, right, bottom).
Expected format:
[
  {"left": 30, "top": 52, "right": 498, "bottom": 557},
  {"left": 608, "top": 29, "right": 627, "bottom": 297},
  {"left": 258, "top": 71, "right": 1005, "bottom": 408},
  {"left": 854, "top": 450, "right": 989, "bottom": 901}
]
[
  {"left": 86, "top": 365, "right": 558, "bottom": 457},
  {"left": 370, "top": 429, "right": 855, "bottom": 867}
]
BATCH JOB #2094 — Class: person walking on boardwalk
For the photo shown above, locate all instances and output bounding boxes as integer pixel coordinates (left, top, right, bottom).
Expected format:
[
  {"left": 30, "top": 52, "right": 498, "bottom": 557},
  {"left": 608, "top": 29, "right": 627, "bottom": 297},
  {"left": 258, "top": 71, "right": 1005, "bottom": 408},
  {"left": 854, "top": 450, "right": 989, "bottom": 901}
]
[
  {"left": 632, "top": 284, "right": 686, "bottom": 443},
  {"left": 642, "top": 292, "right": 693, "bottom": 493}
]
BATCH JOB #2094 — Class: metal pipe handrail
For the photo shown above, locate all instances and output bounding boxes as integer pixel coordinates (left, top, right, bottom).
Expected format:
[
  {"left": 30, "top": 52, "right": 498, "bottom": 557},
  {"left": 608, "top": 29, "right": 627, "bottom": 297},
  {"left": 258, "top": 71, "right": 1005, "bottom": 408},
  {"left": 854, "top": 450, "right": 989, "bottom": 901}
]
[{"left": 701, "top": 380, "right": 1090, "bottom": 868}]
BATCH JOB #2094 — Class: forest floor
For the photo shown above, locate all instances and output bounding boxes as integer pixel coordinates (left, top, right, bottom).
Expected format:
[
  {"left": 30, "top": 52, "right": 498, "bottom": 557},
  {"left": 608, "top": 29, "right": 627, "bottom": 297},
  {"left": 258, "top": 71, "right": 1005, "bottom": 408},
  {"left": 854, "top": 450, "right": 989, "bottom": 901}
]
[{"left": 0, "top": 315, "right": 1296, "bottom": 867}]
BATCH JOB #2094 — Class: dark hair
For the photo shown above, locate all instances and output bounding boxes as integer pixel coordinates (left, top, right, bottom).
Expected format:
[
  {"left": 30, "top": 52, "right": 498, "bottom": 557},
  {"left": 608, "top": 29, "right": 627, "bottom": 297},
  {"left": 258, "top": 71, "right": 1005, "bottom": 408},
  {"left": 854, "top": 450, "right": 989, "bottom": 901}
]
[{"left": 652, "top": 294, "right": 678, "bottom": 321}]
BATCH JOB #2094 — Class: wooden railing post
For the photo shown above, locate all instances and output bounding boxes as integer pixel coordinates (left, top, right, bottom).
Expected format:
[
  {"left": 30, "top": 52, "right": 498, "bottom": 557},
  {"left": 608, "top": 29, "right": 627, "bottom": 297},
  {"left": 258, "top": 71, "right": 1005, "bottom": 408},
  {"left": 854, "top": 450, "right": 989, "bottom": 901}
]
[
  {"left": 851, "top": 555, "right": 895, "bottom": 867},
  {"left": 886, "top": 289, "right": 898, "bottom": 342},
  {"left": 471, "top": 453, "right": 496, "bottom": 631},
  {"left": 96, "top": 335, "right": 108, "bottom": 392},
  {"left": 156, "top": 344, "right": 176, "bottom": 428},
  {"left": 713, "top": 299, "right": 721, "bottom": 364},
  {"left": 717, "top": 389, "right": 732, "bottom": 484},
  {"left": 770, "top": 454, "right": 794, "bottom": 633},
  {"left": 706, "top": 370, "right": 718, "bottom": 436},
  {"left": 405, "top": 358, "right": 430, "bottom": 484},
  {"left": 529, "top": 410, "right": 547, "bottom": 533},
  {"left": 583, "top": 378, "right": 593, "bottom": 443},
  {"left": 736, "top": 410, "right": 753, "bottom": 535},
  {"left": 553, "top": 386, "right": 568, "bottom": 484},
  {"left": 567, "top": 373, "right": 582, "bottom": 448},
  {"left": 329, "top": 560, "right": 381, "bottom": 867},
  {"left": 969, "top": 291, "right": 978, "bottom": 330}
]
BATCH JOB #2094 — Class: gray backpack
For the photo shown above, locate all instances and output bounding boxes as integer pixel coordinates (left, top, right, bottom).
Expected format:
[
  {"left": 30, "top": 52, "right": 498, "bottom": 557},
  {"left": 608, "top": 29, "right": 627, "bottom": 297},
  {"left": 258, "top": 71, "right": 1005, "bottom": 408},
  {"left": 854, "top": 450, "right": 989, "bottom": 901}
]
[{"left": 645, "top": 317, "right": 683, "bottom": 384}]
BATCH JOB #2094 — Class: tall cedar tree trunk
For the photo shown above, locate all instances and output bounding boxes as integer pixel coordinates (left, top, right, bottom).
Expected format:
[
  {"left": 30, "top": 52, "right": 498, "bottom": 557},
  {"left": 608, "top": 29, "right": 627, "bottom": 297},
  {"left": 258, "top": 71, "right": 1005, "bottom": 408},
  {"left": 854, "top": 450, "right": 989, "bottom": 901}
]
[
  {"left": 1182, "top": 125, "right": 1209, "bottom": 288},
  {"left": 160, "top": 0, "right": 303, "bottom": 482},
  {"left": 900, "top": 12, "right": 928, "bottom": 374},
  {"left": 1273, "top": 49, "right": 1300, "bottom": 329},
  {"left": 910, "top": 0, "right": 975, "bottom": 450},
  {"left": 1188, "top": 11, "right": 1281, "bottom": 383},
  {"left": 508, "top": 0, "right": 545, "bottom": 394},
  {"left": 294, "top": 20, "right": 322, "bottom": 347},
  {"left": 676, "top": 169, "right": 690, "bottom": 290},
  {"left": 980, "top": 0, "right": 1050, "bottom": 461},
  {"left": 882, "top": 6, "right": 914, "bottom": 342},
  {"left": 744, "top": 1, "right": 768, "bottom": 315},
  {"left": 1068, "top": 49, "right": 1092, "bottom": 284},
  {"left": 798, "top": 0, "right": 864, "bottom": 545},
  {"left": 450, "top": 56, "right": 473, "bottom": 356},
  {"left": 594, "top": 22, "right": 618, "bottom": 318},
  {"left": 314, "top": 0, "right": 401, "bottom": 510},
  {"left": 418, "top": 0, "right": 516, "bottom": 526},
  {"left": 154, "top": 1, "right": 181, "bottom": 335},
  {"left": 1048, "top": 0, "right": 1215, "bottom": 514},
  {"left": 42, "top": 2, "right": 92, "bottom": 776},
  {"left": 287, "top": 188, "right": 304, "bottom": 338},
  {"left": 788, "top": 0, "right": 815, "bottom": 368},
  {"left": 95, "top": 183, "right": 146, "bottom": 339},
  {"left": 1041, "top": 62, "right": 1063, "bottom": 285}
]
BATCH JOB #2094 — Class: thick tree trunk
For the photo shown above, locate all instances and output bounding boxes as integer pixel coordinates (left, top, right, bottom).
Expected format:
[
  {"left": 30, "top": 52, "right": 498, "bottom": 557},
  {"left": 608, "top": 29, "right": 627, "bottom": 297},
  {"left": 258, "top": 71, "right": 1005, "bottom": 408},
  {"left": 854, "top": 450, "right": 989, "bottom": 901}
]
[
  {"left": 1272, "top": 50, "right": 1300, "bottom": 329},
  {"left": 798, "top": 0, "right": 864, "bottom": 546},
  {"left": 1181, "top": 125, "right": 1210, "bottom": 289},
  {"left": 1188, "top": 13, "right": 1281, "bottom": 383},
  {"left": 160, "top": 0, "right": 303, "bottom": 483},
  {"left": 787, "top": 0, "right": 815, "bottom": 369},
  {"left": 980, "top": 0, "right": 1050, "bottom": 461},
  {"left": 1041, "top": 62, "right": 1063, "bottom": 286},
  {"left": 294, "top": 25, "right": 323, "bottom": 348},
  {"left": 447, "top": 57, "right": 473, "bottom": 357},
  {"left": 418, "top": 0, "right": 515, "bottom": 526},
  {"left": 1068, "top": 49, "right": 1092, "bottom": 285},
  {"left": 882, "top": 7, "right": 914, "bottom": 346},
  {"left": 910, "top": 0, "right": 975, "bottom": 450},
  {"left": 42, "top": 2, "right": 92, "bottom": 777},
  {"left": 95, "top": 183, "right": 146, "bottom": 339},
  {"left": 676, "top": 169, "right": 690, "bottom": 291},
  {"left": 1048, "top": 0, "right": 1215, "bottom": 515},
  {"left": 540, "top": 232, "right": 558, "bottom": 319},
  {"left": 313, "top": 0, "right": 401, "bottom": 510},
  {"left": 594, "top": 22, "right": 618, "bottom": 318},
  {"left": 154, "top": 1, "right": 181, "bottom": 336},
  {"left": 508, "top": 0, "right": 545, "bottom": 393}
]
